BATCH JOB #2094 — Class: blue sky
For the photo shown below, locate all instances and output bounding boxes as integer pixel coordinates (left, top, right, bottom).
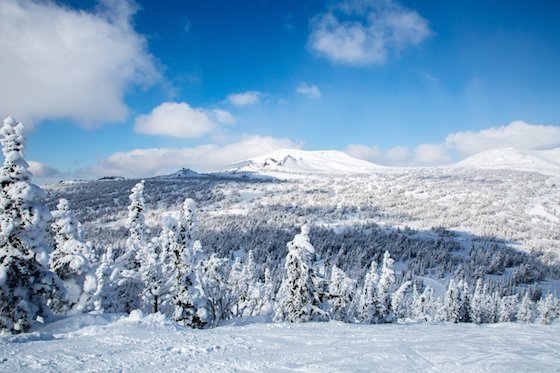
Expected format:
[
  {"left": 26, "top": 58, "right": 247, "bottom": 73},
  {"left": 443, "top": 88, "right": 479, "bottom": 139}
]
[{"left": 1, "top": 0, "right": 559, "bottom": 180}]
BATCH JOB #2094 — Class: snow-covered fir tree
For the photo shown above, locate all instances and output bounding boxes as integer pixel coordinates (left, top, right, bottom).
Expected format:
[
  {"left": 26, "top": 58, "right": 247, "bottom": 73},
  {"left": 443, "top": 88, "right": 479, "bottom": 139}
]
[
  {"left": 155, "top": 215, "right": 179, "bottom": 315},
  {"left": 328, "top": 266, "right": 356, "bottom": 322},
  {"left": 458, "top": 280, "right": 471, "bottom": 323},
  {"left": 498, "top": 294, "right": 518, "bottom": 323},
  {"left": 391, "top": 280, "right": 411, "bottom": 322},
  {"left": 138, "top": 239, "right": 162, "bottom": 314},
  {"left": 413, "top": 285, "right": 435, "bottom": 322},
  {"left": 259, "top": 267, "right": 276, "bottom": 317},
  {"left": 50, "top": 198, "right": 96, "bottom": 312},
  {"left": 228, "top": 250, "right": 263, "bottom": 317},
  {"left": 359, "top": 261, "right": 379, "bottom": 323},
  {"left": 486, "top": 290, "right": 500, "bottom": 324},
  {"left": 517, "top": 292, "right": 534, "bottom": 323},
  {"left": 240, "top": 250, "right": 262, "bottom": 317},
  {"left": 165, "top": 200, "right": 208, "bottom": 328},
  {"left": 537, "top": 293, "right": 559, "bottom": 325},
  {"left": 470, "top": 278, "right": 484, "bottom": 324},
  {"left": 311, "top": 256, "right": 330, "bottom": 316},
  {"left": 92, "top": 247, "right": 117, "bottom": 313},
  {"left": 198, "top": 253, "right": 233, "bottom": 327},
  {"left": 276, "top": 225, "right": 327, "bottom": 322},
  {"left": 377, "top": 251, "right": 396, "bottom": 323},
  {"left": 0, "top": 116, "right": 63, "bottom": 333},
  {"left": 112, "top": 180, "right": 147, "bottom": 313},
  {"left": 442, "top": 279, "right": 461, "bottom": 323},
  {"left": 228, "top": 256, "right": 245, "bottom": 317}
]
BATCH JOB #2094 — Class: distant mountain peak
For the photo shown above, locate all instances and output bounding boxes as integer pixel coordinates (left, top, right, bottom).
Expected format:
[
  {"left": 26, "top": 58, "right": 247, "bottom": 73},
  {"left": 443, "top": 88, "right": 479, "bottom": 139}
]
[
  {"left": 159, "top": 168, "right": 200, "bottom": 178},
  {"left": 454, "top": 147, "right": 560, "bottom": 175},
  {"left": 227, "top": 148, "right": 384, "bottom": 175}
]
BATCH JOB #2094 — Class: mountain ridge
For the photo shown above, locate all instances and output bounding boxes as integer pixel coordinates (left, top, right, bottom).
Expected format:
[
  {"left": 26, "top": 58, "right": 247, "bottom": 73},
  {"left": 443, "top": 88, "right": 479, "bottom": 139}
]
[{"left": 227, "top": 148, "right": 386, "bottom": 175}]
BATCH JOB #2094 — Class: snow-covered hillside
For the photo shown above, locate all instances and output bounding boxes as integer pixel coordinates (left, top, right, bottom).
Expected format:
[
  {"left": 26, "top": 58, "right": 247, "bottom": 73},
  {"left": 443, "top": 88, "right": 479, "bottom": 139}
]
[
  {"left": 2, "top": 312, "right": 559, "bottom": 372},
  {"left": 227, "top": 148, "right": 385, "bottom": 175},
  {"left": 455, "top": 147, "right": 560, "bottom": 175},
  {"left": 45, "top": 165, "right": 560, "bottom": 284}
]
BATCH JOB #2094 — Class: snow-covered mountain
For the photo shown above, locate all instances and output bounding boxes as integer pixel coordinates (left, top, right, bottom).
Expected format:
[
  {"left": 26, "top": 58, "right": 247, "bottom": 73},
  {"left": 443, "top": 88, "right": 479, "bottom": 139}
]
[
  {"left": 454, "top": 147, "right": 560, "bottom": 175},
  {"left": 158, "top": 168, "right": 200, "bottom": 179},
  {"left": 227, "top": 149, "right": 385, "bottom": 175}
]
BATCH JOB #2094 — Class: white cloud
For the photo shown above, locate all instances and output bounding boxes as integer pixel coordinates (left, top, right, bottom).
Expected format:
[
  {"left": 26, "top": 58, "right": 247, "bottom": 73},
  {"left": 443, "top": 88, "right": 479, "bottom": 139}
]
[
  {"left": 212, "top": 109, "right": 236, "bottom": 125},
  {"left": 296, "top": 83, "right": 322, "bottom": 99},
  {"left": 445, "top": 121, "right": 560, "bottom": 157},
  {"left": 344, "top": 144, "right": 381, "bottom": 161},
  {"left": 413, "top": 144, "right": 451, "bottom": 166},
  {"left": 134, "top": 102, "right": 220, "bottom": 139},
  {"left": 308, "top": 0, "right": 431, "bottom": 65},
  {"left": 346, "top": 121, "right": 560, "bottom": 167},
  {"left": 345, "top": 143, "right": 450, "bottom": 166},
  {"left": 0, "top": 0, "right": 160, "bottom": 128},
  {"left": 28, "top": 161, "right": 61, "bottom": 178},
  {"left": 384, "top": 146, "right": 410, "bottom": 165},
  {"left": 227, "top": 91, "right": 262, "bottom": 106},
  {"left": 345, "top": 144, "right": 409, "bottom": 165},
  {"left": 83, "top": 136, "right": 300, "bottom": 177}
]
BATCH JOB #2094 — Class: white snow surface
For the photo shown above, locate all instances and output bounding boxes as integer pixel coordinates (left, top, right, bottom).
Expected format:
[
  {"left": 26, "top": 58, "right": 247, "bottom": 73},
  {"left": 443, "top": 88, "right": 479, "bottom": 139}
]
[
  {"left": 228, "top": 148, "right": 385, "bottom": 175},
  {"left": 1, "top": 312, "right": 559, "bottom": 372},
  {"left": 455, "top": 147, "right": 560, "bottom": 175}
]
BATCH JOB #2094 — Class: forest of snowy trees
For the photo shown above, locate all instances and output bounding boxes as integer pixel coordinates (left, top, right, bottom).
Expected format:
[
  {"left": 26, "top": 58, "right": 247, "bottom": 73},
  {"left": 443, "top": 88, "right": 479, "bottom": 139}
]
[{"left": 1, "top": 116, "right": 560, "bottom": 334}]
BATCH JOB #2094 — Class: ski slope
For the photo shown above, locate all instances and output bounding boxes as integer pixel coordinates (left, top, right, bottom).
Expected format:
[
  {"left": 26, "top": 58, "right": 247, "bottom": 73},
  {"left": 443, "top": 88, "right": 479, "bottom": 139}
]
[{"left": 1, "top": 312, "right": 559, "bottom": 372}]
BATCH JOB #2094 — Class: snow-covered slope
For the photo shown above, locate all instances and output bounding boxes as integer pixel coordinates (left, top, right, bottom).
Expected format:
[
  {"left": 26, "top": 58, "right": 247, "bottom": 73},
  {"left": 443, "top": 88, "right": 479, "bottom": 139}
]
[
  {"left": 228, "top": 149, "right": 384, "bottom": 175},
  {"left": 2, "top": 312, "right": 559, "bottom": 372},
  {"left": 455, "top": 147, "right": 560, "bottom": 175}
]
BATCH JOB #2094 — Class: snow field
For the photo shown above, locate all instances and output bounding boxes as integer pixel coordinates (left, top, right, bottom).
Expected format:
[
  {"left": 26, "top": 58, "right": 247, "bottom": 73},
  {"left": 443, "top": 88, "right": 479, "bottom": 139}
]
[{"left": 1, "top": 313, "right": 559, "bottom": 372}]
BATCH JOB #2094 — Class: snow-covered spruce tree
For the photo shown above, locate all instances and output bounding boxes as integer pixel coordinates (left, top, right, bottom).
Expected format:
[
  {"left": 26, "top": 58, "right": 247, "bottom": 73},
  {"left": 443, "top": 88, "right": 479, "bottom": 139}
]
[
  {"left": 259, "top": 267, "right": 276, "bottom": 317},
  {"left": 470, "top": 278, "right": 484, "bottom": 324},
  {"left": 138, "top": 239, "right": 161, "bottom": 314},
  {"left": 391, "top": 280, "right": 411, "bottom": 322},
  {"left": 112, "top": 180, "right": 147, "bottom": 313},
  {"left": 537, "top": 293, "right": 559, "bottom": 325},
  {"left": 228, "top": 257, "right": 245, "bottom": 317},
  {"left": 458, "top": 280, "right": 471, "bottom": 323},
  {"left": 155, "top": 215, "right": 178, "bottom": 315},
  {"left": 517, "top": 292, "right": 534, "bottom": 323},
  {"left": 311, "top": 256, "right": 330, "bottom": 315},
  {"left": 276, "top": 225, "right": 327, "bottom": 322},
  {"left": 170, "top": 200, "right": 208, "bottom": 328},
  {"left": 240, "top": 250, "right": 263, "bottom": 317},
  {"left": 198, "top": 253, "right": 233, "bottom": 327},
  {"left": 50, "top": 198, "right": 96, "bottom": 313},
  {"left": 328, "top": 266, "right": 356, "bottom": 322},
  {"left": 376, "top": 251, "right": 396, "bottom": 323},
  {"left": 413, "top": 285, "right": 435, "bottom": 322},
  {"left": 442, "top": 279, "right": 461, "bottom": 323},
  {"left": 0, "top": 116, "right": 63, "bottom": 333},
  {"left": 487, "top": 290, "right": 500, "bottom": 324},
  {"left": 92, "top": 247, "right": 118, "bottom": 313},
  {"left": 228, "top": 250, "right": 263, "bottom": 317},
  {"left": 480, "top": 282, "right": 496, "bottom": 324},
  {"left": 359, "top": 261, "right": 379, "bottom": 323},
  {"left": 498, "top": 294, "right": 518, "bottom": 323}
]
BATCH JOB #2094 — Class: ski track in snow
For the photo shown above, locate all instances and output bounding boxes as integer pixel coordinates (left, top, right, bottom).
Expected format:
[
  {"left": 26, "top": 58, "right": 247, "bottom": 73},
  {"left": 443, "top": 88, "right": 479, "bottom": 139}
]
[{"left": 1, "top": 313, "right": 559, "bottom": 372}]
